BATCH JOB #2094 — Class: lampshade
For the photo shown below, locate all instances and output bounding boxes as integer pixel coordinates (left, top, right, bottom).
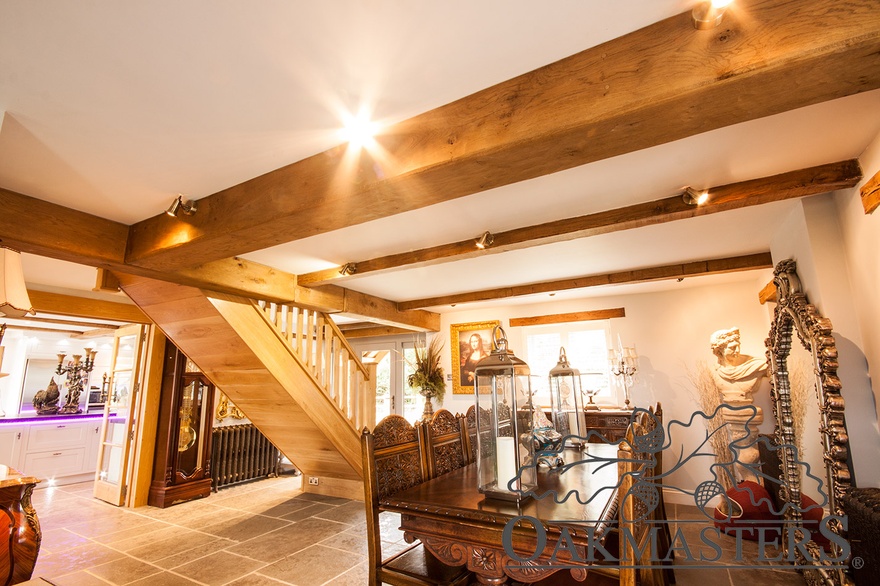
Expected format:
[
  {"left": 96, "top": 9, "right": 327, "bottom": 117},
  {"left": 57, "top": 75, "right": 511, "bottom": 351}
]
[{"left": 0, "top": 247, "right": 35, "bottom": 317}]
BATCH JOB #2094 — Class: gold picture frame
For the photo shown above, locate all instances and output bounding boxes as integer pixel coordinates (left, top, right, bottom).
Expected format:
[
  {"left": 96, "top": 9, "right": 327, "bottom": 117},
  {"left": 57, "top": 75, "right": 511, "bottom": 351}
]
[{"left": 451, "top": 320, "right": 500, "bottom": 394}]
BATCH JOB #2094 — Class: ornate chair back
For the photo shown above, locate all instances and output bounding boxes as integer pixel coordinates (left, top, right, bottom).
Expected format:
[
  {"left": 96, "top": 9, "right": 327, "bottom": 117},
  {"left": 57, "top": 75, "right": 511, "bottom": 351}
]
[
  {"left": 361, "top": 415, "right": 471, "bottom": 586},
  {"left": 422, "top": 409, "right": 467, "bottom": 480}
]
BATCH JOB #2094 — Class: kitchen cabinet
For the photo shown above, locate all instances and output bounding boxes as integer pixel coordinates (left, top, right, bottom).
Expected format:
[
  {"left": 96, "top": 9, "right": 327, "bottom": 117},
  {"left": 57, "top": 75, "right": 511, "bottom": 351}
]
[{"left": 0, "top": 417, "right": 101, "bottom": 485}]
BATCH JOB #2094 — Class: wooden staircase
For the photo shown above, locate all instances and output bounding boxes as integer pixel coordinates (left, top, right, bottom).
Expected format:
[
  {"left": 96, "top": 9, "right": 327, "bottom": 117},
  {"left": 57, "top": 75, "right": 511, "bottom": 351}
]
[{"left": 117, "top": 274, "right": 374, "bottom": 498}]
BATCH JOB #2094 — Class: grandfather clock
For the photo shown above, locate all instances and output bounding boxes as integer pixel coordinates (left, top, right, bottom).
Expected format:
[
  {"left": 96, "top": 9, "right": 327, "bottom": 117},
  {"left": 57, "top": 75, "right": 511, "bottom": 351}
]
[{"left": 148, "top": 344, "right": 215, "bottom": 508}]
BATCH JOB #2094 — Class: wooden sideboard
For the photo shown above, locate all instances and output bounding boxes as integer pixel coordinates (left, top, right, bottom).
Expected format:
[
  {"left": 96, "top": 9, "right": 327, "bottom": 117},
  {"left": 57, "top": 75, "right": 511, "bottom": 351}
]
[
  {"left": 583, "top": 408, "right": 632, "bottom": 443},
  {"left": 0, "top": 468, "right": 40, "bottom": 585}
]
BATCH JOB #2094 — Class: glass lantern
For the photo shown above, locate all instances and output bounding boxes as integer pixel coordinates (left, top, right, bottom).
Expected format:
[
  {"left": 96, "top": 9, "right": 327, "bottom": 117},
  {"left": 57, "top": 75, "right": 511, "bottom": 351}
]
[
  {"left": 473, "top": 326, "right": 537, "bottom": 502},
  {"left": 548, "top": 347, "right": 586, "bottom": 448}
]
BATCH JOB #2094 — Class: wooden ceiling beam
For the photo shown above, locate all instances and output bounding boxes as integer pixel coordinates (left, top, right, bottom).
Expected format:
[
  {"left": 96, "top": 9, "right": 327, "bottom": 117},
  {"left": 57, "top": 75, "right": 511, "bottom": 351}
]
[
  {"left": 27, "top": 290, "right": 150, "bottom": 323},
  {"left": 123, "top": 0, "right": 880, "bottom": 272},
  {"left": 340, "top": 326, "right": 417, "bottom": 339},
  {"left": 861, "top": 168, "right": 880, "bottom": 214},
  {"left": 299, "top": 160, "right": 861, "bottom": 286},
  {"left": 397, "top": 253, "right": 774, "bottom": 310},
  {"left": 509, "top": 308, "right": 626, "bottom": 328},
  {"left": 0, "top": 187, "right": 438, "bottom": 330}
]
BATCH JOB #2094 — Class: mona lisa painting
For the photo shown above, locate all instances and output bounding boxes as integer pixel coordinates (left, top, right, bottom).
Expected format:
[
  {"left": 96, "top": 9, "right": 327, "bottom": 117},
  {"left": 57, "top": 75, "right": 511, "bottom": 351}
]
[{"left": 450, "top": 320, "right": 499, "bottom": 394}]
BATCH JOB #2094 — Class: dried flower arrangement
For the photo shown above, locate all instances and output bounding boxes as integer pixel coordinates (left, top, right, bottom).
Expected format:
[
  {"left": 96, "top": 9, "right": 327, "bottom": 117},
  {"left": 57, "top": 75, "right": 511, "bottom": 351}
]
[
  {"left": 686, "top": 361, "right": 735, "bottom": 493},
  {"left": 407, "top": 335, "right": 446, "bottom": 405}
]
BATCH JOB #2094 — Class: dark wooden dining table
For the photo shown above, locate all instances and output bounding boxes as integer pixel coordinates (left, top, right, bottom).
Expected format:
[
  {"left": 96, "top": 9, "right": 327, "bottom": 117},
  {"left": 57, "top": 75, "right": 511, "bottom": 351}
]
[{"left": 380, "top": 443, "right": 621, "bottom": 585}]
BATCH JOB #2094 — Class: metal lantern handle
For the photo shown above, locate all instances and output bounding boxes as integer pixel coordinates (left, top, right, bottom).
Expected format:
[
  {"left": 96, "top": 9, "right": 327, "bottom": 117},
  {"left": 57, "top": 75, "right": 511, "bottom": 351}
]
[
  {"left": 491, "top": 326, "right": 508, "bottom": 353},
  {"left": 558, "top": 347, "right": 567, "bottom": 365}
]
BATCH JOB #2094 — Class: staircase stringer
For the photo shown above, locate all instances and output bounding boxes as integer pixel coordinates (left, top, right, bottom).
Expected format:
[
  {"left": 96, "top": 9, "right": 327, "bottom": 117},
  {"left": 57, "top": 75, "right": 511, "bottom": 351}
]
[{"left": 206, "top": 293, "right": 364, "bottom": 476}]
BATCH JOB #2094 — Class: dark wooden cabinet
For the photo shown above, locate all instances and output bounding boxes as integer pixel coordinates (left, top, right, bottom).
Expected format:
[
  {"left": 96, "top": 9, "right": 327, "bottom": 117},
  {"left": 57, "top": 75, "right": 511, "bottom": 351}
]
[
  {"left": 584, "top": 409, "right": 632, "bottom": 443},
  {"left": 148, "top": 345, "right": 215, "bottom": 508}
]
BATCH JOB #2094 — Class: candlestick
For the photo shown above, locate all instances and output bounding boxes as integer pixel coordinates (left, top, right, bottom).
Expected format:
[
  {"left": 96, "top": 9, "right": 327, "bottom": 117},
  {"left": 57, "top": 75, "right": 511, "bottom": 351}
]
[
  {"left": 609, "top": 338, "right": 638, "bottom": 410},
  {"left": 55, "top": 347, "right": 97, "bottom": 415}
]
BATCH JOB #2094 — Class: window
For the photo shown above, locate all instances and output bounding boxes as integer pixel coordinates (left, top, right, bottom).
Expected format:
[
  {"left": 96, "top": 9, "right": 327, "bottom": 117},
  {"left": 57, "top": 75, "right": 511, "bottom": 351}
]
[{"left": 523, "top": 321, "right": 611, "bottom": 407}]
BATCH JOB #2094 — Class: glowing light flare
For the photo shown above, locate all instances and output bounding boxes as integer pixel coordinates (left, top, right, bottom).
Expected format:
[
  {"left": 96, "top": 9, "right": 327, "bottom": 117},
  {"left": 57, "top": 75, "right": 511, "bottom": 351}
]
[{"left": 339, "top": 109, "right": 380, "bottom": 150}]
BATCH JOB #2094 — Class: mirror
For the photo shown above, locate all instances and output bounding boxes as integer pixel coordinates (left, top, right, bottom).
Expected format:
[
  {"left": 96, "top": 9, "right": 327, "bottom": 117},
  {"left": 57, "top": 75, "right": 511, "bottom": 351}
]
[{"left": 766, "top": 259, "right": 853, "bottom": 585}]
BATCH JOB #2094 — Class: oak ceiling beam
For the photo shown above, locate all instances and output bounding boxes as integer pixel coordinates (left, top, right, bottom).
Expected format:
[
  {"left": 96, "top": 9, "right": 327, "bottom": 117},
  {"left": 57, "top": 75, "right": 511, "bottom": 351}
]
[
  {"left": 299, "top": 160, "right": 861, "bottom": 286},
  {"left": 123, "top": 0, "right": 880, "bottom": 273},
  {"left": 861, "top": 168, "right": 880, "bottom": 214},
  {"left": 0, "top": 187, "right": 438, "bottom": 331},
  {"left": 397, "top": 253, "right": 774, "bottom": 310},
  {"left": 27, "top": 290, "right": 149, "bottom": 323},
  {"left": 509, "top": 308, "right": 626, "bottom": 328}
]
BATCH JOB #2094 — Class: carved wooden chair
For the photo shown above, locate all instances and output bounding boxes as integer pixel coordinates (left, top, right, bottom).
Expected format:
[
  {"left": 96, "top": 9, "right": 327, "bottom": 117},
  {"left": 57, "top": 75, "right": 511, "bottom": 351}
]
[
  {"left": 608, "top": 410, "right": 672, "bottom": 586},
  {"left": 464, "top": 403, "right": 511, "bottom": 465},
  {"left": 554, "top": 405, "right": 671, "bottom": 586},
  {"left": 361, "top": 415, "right": 471, "bottom": 586},
  {"left": 422, "top": 409, "right": 468, "bottom": 480}
]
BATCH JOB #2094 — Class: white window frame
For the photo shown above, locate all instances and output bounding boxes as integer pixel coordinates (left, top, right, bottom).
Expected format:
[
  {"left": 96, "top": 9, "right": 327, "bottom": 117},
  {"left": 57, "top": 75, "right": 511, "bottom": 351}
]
[{"left": 521, "top": 320, "right": 616, "bottom": 408}]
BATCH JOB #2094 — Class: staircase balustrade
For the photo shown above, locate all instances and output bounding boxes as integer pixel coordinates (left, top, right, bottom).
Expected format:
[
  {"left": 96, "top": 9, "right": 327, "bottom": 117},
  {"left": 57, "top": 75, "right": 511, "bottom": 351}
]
[{"left": 254, "top": 300, "right": 371, "bottom": 432}]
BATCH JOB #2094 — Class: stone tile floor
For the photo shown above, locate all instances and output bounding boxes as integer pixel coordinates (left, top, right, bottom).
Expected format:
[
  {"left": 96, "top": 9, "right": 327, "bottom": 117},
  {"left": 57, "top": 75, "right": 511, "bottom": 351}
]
[{"left": 24, "top": 476, "right": 806, "bottom": 585}]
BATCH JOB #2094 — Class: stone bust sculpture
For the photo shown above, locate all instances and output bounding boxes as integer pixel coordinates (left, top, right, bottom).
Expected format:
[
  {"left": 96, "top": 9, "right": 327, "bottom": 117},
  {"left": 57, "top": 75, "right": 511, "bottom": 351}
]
[
  {"left": 710, "top": 327, "right": 768, "bottom": 406},
  {"left": 710, "top": 327, "right": 768, "bottom": 483}
]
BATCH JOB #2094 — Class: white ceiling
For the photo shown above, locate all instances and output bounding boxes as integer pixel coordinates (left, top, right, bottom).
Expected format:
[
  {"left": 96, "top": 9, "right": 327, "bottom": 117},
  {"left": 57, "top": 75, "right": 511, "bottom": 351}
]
[{"left": 2, "top": 1, "right": 879, "bottom": 316}]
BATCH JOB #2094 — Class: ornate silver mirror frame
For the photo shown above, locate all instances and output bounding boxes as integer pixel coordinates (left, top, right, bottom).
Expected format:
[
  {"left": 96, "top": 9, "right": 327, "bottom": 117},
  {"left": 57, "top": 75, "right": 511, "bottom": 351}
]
[{"left": 766, "top": 259, "right": 853, "bottom": 586}]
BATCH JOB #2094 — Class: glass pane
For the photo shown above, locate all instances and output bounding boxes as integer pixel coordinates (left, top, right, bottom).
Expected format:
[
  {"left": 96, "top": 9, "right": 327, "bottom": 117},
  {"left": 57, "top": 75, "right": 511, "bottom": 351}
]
[
  {"left": 114, "top": 335, "right": 137, "bottom": 371},
  {"left": 111, "top": 371, "right": 132, "bottom": 410},
  {"left": 98, "top": 422, "right": 127, "bottom": 485},
  {"left": 525, "top": 333, "right": 560, "bottom": 407},
  {"left": 370, "top": 352, "right": 392, "bottom": 422},
  {"left": 567, "top": 330, "right": 611, "bottom": 396},
  {"left": 402, "top": 346, "right": 425, "bottom": 423},
  {"left": 177, "top": 379, "right": 204, "bottom": 477}
]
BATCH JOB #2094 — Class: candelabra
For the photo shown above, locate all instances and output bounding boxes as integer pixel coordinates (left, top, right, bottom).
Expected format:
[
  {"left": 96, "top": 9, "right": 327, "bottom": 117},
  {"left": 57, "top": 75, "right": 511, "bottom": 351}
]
[
  {"left": 608, "top": 337, "right": 638, "bottom": 410},
  {"left": 56, "top": 349, "right": 97, "bottom": 414}
]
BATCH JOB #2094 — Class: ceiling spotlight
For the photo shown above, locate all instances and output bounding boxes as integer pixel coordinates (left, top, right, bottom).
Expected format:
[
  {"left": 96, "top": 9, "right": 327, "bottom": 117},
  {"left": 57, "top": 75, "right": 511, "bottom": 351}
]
[
  {"left": 166, "top": 195, "right": 197, "bottom": 217},
  {"left": 339, "top": 262, "right": 358, "bottom": 276},
  {"left": 475, "top": 231, "right": 495, "bottom": 250},
  {"left": 692, "top": 0, "right": 734, "bottom": 29},
  {"left": 682, "top": 187, "right": 710, "bottom": 206}
]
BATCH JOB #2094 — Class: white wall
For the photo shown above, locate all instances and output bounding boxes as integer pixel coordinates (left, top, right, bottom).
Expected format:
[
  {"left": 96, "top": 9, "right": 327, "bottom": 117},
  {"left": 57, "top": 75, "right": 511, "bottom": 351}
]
[
  {"left": 838, "top": 131, "right": 880, "bottom": 436},
  {"left": 436, "top": 275, "right": 774, "bottom": 503}
]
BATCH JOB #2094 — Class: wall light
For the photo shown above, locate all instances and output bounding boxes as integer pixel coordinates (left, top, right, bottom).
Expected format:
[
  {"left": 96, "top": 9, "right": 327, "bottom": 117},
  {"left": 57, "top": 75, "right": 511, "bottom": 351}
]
[
  {"left": 692, "top": 0, "right": 734, "bottom": 29},
  {"left": 475, "top": 231, "right": 495, "bottom": 249},
  {"left": 682, "top": 187, "right": 710, "bottom": 206},
  {"left": 166, "top": 195, "right": 197, "bottom": 217}
]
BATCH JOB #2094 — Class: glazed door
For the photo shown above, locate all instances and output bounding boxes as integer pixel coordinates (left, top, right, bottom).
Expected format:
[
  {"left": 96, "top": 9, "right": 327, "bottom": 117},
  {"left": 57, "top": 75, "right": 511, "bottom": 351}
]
[
  {"left": 354, "top": 338, "right": 425, "bottom": 424},
  {"left": 93, "top": 324, "right": 146, "bottom": 506}
]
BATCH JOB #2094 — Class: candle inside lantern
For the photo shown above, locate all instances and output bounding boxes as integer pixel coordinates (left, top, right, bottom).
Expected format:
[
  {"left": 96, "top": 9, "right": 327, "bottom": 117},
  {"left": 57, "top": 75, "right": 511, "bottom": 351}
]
[{"left": 495, "top": 436, "right": 517, "bottom": 491}]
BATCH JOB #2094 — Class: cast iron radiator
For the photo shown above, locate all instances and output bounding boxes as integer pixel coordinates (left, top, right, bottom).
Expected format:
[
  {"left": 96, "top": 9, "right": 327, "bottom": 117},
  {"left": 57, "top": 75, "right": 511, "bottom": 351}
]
[{"left": 211, "top": 424, "right": 281, "bottom": 491}]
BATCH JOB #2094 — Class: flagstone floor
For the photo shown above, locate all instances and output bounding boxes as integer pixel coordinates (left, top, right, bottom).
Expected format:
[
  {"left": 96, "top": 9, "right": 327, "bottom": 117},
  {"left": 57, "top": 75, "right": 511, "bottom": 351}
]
[{"left": 23, "top": 476, "right": 805, "bottom": 585}]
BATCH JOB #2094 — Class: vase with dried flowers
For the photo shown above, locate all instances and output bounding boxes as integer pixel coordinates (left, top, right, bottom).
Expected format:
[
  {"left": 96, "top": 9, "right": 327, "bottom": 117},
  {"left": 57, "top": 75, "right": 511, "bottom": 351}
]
[{"left": 407, "top": 336, "right": 446, "bottom": 422}]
